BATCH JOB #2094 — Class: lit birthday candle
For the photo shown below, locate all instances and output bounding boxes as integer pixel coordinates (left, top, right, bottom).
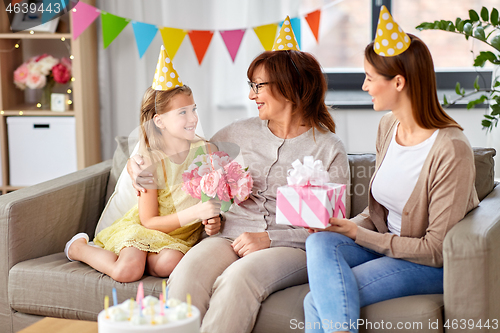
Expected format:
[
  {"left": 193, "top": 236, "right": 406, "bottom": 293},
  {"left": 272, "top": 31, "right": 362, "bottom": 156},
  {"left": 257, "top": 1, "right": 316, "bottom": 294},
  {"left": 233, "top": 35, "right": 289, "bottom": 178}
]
[
  {"left": 187, "top": 293, "right": 192, "bottom": 317},
  {"left": 136, "top": 282, "right": 144, "bottom": 310},
  {"left": 150, "top": 304, "right": 156, "bottom": 325},
  {"left": 165, "top": 286, "right": 169, "bottom": 308},
  {"left": 104, "top": 295, "right": 109, "bottom": 319},
  {"left": 112, "top": 288, "right": 118, "bottom": 306}
]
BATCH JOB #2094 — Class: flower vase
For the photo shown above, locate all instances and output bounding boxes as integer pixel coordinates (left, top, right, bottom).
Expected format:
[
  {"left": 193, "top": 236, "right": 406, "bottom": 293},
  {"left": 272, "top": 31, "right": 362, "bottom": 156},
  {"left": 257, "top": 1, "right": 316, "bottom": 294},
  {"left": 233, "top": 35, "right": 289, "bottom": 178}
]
[{"left": 40, "top": 79, "right": 55, "bottom": 110}]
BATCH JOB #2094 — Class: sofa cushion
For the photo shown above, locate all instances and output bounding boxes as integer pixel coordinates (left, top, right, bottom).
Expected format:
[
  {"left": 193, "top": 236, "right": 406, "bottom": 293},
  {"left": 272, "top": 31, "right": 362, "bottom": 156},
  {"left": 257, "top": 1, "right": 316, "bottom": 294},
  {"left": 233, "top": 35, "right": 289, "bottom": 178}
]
[
  {"left": 347, "top": 154, "right": 376, "bottom": 217},
  {"left": 8, "top": 253, "right": 162, "bottom": 321},
  {"left": 472, "top": 147, "right": 496, "bottom": 201}
]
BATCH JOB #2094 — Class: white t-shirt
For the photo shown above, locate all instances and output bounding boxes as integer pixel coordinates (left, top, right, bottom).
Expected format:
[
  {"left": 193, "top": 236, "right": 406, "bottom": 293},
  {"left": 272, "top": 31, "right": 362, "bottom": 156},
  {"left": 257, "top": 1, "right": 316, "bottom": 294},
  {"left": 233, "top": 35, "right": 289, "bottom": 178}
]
[{"left": 371, "top": 123, "right": 439, "bottom": 236}]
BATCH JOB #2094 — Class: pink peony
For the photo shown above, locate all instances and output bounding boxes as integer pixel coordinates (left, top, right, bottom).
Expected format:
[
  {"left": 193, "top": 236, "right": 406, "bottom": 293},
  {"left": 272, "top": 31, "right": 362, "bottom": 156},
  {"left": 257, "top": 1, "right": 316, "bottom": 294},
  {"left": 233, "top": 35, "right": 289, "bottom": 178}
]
[
  {"left": 13, "top": 63, "right": 29, "bottom": 89},
  {"left": 52, "top": 63, "right": 71, "bottom": 84},
  {"left": 60, "top": 57, "right": 72, "bottom": 72},
  {"left": 200, "top": 169, "right": 221, "bottom": 198},
  {"left": 26, "top": 72, "right": 46, "bottom": 89},
  {"left": 234, "top": 172, "right": 253, "bottom": 204},
  {"left": 216, "top": 173, "right": 231, "bottom": 202}
]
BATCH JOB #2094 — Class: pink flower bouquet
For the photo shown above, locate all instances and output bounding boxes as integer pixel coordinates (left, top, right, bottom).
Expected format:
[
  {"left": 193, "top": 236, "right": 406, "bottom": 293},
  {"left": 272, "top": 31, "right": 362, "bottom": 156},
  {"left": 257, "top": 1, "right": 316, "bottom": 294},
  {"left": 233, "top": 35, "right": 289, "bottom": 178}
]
[
  {"left": 13, "top": 54, "right": 72, "bottom": 90},
  {"left": 182, "top": 150, "right": 253, "bottom": 212}
]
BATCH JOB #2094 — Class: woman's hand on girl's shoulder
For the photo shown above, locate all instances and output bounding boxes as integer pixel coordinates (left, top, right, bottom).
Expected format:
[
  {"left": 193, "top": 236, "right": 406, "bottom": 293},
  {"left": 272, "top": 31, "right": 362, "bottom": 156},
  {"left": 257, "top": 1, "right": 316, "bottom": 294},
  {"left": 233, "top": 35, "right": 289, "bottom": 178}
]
[{"left": 127, "top": 154, "right": 155, "bottom": 195}]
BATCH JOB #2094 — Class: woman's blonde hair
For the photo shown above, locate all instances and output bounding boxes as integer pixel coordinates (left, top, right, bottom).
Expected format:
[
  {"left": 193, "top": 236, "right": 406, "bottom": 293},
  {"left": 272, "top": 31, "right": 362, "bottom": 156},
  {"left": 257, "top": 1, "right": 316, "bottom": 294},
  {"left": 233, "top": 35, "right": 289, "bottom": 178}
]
[{"left": 139, "top": 85, "right": 193, "bottom": 160}]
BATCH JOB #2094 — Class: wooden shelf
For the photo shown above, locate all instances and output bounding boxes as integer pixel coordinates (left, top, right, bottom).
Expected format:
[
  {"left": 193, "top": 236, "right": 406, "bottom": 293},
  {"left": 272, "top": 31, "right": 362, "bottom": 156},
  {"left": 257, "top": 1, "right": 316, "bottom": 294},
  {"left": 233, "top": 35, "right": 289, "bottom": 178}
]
[
  {"left": 0, "top": 0, "right": 101, "bottom": 194},
  {"left": 0, "top": 33, "right": 72, "bottom": 39}
]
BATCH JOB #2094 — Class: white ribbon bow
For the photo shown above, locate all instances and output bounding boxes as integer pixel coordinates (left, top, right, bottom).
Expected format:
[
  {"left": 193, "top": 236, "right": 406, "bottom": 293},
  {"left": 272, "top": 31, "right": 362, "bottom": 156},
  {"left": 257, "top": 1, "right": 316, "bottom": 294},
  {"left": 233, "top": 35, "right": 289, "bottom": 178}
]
[{"left": 286, "top": 156, "right": 330, "bottom": 186}]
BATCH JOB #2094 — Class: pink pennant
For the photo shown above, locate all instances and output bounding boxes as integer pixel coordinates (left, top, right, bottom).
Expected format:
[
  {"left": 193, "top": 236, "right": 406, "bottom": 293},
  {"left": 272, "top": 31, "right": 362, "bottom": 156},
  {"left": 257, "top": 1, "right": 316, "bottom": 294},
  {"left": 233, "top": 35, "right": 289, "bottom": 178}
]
[
  {"left": 220, "top": 29, "right": 246, "bottom": 62},
  {"left": 72, "top": 1, "right": 100, "bottom": 40}
]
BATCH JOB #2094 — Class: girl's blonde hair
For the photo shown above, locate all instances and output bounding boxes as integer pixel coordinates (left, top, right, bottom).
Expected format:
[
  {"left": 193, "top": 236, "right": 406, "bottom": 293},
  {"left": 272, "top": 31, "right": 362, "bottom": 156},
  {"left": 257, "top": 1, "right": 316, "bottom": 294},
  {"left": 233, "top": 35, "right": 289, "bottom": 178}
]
[{"left": 139, "top": 85, "right": 193, "bottom": 160}]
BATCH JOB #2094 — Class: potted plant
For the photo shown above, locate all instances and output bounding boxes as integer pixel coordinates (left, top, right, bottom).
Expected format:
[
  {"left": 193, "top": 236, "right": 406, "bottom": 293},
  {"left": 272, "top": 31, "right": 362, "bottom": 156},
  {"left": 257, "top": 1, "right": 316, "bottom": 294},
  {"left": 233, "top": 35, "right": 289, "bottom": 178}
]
[{"left": 416, "top": 6, "right": 500, "bottom": 131}]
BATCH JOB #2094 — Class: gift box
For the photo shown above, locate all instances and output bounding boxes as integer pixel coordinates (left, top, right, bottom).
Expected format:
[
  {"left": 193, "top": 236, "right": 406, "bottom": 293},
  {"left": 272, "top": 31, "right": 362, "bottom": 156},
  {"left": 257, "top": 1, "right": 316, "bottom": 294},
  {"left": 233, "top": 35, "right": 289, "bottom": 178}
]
[{"left": 275, "top": 156, "right": 346, "bottom": 229}]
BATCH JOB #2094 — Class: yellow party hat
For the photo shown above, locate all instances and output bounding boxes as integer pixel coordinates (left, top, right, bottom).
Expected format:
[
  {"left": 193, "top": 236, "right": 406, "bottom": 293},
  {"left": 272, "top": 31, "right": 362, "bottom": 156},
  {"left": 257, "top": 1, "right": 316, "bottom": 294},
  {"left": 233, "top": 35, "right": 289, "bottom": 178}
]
[
  {"left": 152, "top": 45, "right": 183, "bottom": 91},
  {"left": 272, "top": 16, "right": 300, "bottom": 51},
  {"left": 374, "top": 5, "right": 410, "bottom": 57}
]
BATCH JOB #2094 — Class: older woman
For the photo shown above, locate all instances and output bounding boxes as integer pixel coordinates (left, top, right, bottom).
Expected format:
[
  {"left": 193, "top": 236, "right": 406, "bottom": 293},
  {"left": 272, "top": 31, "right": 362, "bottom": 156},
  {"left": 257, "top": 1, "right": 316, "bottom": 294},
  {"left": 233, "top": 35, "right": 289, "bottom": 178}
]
[
  {"left": 129, "top": 48, "right": 349, "bottom": 332},
  {"left": 303, "top": 8, "right": 478, "bottom": 333}
]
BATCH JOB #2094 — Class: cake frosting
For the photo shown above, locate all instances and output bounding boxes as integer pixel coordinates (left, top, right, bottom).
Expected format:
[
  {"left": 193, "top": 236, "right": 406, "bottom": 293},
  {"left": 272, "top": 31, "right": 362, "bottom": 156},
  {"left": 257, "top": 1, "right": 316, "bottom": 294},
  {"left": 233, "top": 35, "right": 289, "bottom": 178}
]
[{"left": 98, "top": 296, "right": 200, "bottom": 333}]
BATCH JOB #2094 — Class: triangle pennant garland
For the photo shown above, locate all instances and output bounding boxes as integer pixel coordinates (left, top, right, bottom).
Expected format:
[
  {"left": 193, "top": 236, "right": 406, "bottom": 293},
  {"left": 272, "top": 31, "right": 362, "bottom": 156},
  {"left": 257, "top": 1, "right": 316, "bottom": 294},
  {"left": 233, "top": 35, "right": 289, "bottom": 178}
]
[
  {"left": 290, "top": 17, "right": 301, "bottom": 50},
  {"left": 132, "top": 21, "right": 158, "bottom": 58},
  {"left": 71, "top": 1, "right": 100, "bottom": 40},
  {"left": 220, "top": 29, "right": 246, "bottom": 62},
  {"left": 305, "top": 9, "right": 321, "bottom": 42},
  {"left": 253, "top": 23, "right": 278, "bottom": 51},
  {"left": 159, "top": 27, "right": 187, "bottom": 60},
  {"left": 101, "top": 12, "right": 130, "bottom": 49},
  {"left": 188, "top": 30, "right": 214, "bottom": 65}
]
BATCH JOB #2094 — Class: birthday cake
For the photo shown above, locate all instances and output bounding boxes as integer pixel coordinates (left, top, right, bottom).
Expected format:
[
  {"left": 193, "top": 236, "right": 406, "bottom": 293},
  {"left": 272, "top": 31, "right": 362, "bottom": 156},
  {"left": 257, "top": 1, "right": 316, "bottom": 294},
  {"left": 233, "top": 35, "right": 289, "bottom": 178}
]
[{"left": 97, "top": 296, "right": 200, "bottom": 333}]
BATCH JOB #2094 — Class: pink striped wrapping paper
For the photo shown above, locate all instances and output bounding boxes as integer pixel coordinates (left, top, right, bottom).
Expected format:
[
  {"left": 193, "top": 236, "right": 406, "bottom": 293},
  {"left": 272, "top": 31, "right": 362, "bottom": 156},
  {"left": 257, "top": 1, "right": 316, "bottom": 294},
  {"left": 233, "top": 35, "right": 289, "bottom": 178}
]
[{"left": 276, "top": 183, "right": 346, "bottom": 228}]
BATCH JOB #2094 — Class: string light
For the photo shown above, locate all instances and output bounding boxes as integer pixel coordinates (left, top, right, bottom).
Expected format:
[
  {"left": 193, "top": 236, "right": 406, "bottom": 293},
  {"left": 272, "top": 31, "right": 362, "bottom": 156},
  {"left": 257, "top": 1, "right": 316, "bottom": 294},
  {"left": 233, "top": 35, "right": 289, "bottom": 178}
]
[
  {"left": 14, "top": 44, "right": 19, "bottom": 48},
  {"left": 36, "top": 103, "right": 42, "bottom": 108},
  {"left": 19, "top": 111, "right": 24, "bottom": 115},
  {"left": 67, "top": 89, "right": 72, "bottom": 94},
  {"left": 69, "top": 55, "right": 74, "bottom": 60},
  {"left": 61, "top": 37, "right": 66, "bottom": 41},
  {"left": 67, "top": 100, "right": 73, "bottom": 105},
  {"left": 29, "top": 30, "right": 34, "bottom": 34},
  {"left": 72, "top": 8, "right": 76, "bottom": 12},
  {"left": 0, "top": 111, "right": 4, "bottom": 115},
  {"left": 71, "top": 77, "right": 75, "bottom": 82}
]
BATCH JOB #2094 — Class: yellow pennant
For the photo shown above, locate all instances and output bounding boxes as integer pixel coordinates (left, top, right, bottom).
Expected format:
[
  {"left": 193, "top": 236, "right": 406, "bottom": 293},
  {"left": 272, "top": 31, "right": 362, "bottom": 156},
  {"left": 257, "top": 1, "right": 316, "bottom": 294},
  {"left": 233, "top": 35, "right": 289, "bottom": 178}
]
[
  {"left": 253, "top": 23, "right": 279, "bottom": 51},
  {"left": 159, "top": 27, "right": 187, "bottom": 60}
]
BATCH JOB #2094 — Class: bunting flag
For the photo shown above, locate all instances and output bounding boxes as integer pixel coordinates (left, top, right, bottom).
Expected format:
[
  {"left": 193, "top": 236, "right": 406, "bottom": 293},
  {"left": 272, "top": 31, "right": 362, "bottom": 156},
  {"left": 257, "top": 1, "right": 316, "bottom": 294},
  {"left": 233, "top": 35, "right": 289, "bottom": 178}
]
[
  {"left": 132, "top": 21, "right": 158, "bottom": 58},
  {"left": 253, "top": 23, "right": 278, "bottom": 51},
  {"left": 188, "top": 30, "right": 214, "bottom": 65},
  {"left": 220, "top": 29, "right": 246, "bottom": 62},
  {"left": 42, "top": 0, "right": 60, "bottom": 23},
  {"left": 101, "top": 12, "right": 130, "bottom": 49},
  {"left": 290, "top": 17, "right": 301, "bottom": 50},
  {"left": 71, "top": 1, "right": 100, "bottom": 40},
  {"left": 70, "top": 3, "right": 329, "bottom": 64},
  {"left": 305, "top": 10, "right": 321, "bottom": 42},
  {"left": 159, "top": 27, "right": 187, "bottom": 60}
]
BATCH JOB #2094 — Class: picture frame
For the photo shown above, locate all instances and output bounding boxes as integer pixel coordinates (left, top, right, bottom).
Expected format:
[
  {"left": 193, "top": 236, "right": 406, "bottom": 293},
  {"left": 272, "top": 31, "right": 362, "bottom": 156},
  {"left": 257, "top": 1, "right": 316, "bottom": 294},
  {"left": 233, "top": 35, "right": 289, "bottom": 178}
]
[{"left": 11, "top": 0, "right": 60, "bottom": 33}]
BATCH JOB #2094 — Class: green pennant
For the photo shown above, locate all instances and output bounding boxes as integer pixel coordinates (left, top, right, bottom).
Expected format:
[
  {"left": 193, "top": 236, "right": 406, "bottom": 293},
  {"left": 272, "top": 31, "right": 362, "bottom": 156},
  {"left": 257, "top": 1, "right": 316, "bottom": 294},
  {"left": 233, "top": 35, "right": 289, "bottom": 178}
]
[{"left": 101, "top": 12, "right": 131, "bottom": 49}]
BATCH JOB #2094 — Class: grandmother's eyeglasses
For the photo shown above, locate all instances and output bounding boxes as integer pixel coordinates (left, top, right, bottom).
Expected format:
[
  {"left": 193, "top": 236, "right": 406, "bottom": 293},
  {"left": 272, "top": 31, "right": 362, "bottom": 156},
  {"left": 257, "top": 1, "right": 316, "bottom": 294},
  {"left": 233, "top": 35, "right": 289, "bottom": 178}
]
[{"left": 248, "top": 81, "right": 269, "bottom": 94}]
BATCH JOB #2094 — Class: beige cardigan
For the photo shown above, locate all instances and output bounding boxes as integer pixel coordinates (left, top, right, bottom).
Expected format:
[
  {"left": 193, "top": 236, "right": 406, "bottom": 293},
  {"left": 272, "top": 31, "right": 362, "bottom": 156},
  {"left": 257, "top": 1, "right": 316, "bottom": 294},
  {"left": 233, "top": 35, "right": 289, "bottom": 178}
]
[{"left": 351, "top": 112, "right": 479, "bottom": 267}]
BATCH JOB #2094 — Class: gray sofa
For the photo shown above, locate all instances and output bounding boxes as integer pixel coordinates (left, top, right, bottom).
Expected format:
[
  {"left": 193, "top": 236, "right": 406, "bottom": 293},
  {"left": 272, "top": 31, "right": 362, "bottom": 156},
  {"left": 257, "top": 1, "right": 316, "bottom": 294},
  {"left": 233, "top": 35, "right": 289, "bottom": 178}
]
[{"left": 0, "top": 137, "right": 498, "bottom": 333}]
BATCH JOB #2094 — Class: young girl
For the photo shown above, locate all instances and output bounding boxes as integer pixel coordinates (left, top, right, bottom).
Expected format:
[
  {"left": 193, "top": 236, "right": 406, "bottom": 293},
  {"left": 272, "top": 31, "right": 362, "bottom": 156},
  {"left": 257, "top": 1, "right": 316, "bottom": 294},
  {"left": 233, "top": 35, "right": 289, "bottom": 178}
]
[{"left": 65, "top": 67, "right": 221, "bottom": 283}]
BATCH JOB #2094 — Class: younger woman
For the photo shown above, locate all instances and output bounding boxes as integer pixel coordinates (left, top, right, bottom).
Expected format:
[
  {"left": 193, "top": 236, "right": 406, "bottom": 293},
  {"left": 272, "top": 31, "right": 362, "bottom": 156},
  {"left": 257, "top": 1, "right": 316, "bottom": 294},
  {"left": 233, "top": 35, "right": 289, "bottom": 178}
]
[
  {"left": 304, "top": 8, "right": 478, "bottom": 333},
  {"left": 65, "top": 85, "right": 221, "bottom": 283}
]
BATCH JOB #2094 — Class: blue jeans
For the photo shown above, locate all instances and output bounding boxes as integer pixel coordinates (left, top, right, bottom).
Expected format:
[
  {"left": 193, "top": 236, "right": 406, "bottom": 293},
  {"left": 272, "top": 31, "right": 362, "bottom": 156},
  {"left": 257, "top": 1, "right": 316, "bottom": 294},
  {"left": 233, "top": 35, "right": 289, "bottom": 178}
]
[{"left": 304, "top": 232, "right": 443, "bottom": 333}]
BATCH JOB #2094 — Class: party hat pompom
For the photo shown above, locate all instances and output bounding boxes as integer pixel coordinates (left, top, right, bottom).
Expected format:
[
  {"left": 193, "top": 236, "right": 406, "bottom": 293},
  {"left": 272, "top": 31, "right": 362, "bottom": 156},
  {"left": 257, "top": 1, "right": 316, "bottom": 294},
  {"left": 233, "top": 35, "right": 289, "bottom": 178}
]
[
  {"left": 374, "top": 5, "right": 410, "bottom": 57},
  {"left": 152, "top": 45, "right": 183, "bottom": 91},
  {"left": 272, "top": 16, "right": 300, "bottom": 51}
]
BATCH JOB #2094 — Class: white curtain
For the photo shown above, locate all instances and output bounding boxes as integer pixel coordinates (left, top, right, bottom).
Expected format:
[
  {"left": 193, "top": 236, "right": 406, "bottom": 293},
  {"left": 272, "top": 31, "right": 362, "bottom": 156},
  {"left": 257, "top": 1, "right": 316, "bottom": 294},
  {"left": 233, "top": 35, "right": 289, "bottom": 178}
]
[{"left": 96, "top": 0, "right": 301, "bottom": 160}]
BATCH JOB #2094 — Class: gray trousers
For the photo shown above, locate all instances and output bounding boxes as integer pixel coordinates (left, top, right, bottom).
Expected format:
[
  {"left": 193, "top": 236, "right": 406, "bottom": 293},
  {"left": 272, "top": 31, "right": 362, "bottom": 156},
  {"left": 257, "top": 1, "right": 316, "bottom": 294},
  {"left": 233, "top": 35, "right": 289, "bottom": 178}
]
[{"left": 168, "top": 236, "right": 308, "bottom": 333}]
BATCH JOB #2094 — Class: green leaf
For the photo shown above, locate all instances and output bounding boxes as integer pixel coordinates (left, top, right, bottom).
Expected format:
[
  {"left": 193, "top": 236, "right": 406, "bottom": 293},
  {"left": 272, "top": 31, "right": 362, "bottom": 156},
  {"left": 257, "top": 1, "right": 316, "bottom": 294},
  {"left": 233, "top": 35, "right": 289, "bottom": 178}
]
[
  {"left": 491, "top": 8, "right": 499, "bottom": 25},
  {"left": 482, "top": 119, "right": 492, "bottom": 129},
  {"left": 463, "top": 22, "right": 473, "bottom": 35},
  {"left": 193, "top": 146, "right": 205, "bottom": 158},
  {"left": 195, "top": 162, "right": 202, "bottom": 167},
  {"left": 220, "top": 200, "right": 232, "bottom": 212},
  {"left": 446, "top": 21, "right": 455, "bottom": 31},
  {"left": 201, "top": 191, "right": 212, "bottom": 202},
  {"left": 481, "top": 7, "right": 489, "bottom": 21},
  {"left": 474, "top": 51, "right": 498, "bottom": 67},
  {"left": 443, "top": 94, "right": 449, "bottom": 105},
  {"left": 469, "top": 9, "right": 480, "bottom": 22},
  {"left": 415, "top": 22, "right": 437, "bottom": 31},
  {"left": 474, "top": 76, "right": 480, "bottom": 90},
  {"left": 494, "top": 80, "right": 500, "bottom": 88},
  {"left": 455, "top": 82, "right": 462, "bottom": 96},
  {"left": 473, "top": 26, "right": 486, "bottom": 40},
  {"left": 491, "top": 35, "right": 500, "bottom": 52},
  {"left": 466, "top": 95, "right": 487, "bottom": 109},
  {"left": 491, "top": 104, "right": 500, "bottom": 116}
]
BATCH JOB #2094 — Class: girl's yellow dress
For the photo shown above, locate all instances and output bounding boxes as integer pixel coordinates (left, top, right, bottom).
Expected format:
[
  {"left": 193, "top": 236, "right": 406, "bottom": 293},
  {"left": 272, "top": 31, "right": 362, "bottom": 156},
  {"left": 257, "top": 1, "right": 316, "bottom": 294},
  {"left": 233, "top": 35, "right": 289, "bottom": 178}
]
[{"left": 94, "top": 141, "right": 206, "bottom": 255}]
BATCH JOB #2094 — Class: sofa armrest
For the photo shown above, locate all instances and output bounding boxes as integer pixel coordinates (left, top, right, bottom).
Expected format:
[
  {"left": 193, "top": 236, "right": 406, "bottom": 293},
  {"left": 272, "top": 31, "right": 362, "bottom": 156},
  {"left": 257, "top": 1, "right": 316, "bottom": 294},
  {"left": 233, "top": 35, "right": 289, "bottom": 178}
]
[
  {"left": 0, "top": 160, "right": 111, "bottom": 269},
  {"left": 443, "top": 183, "right": 500, "bottom": 330}
]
